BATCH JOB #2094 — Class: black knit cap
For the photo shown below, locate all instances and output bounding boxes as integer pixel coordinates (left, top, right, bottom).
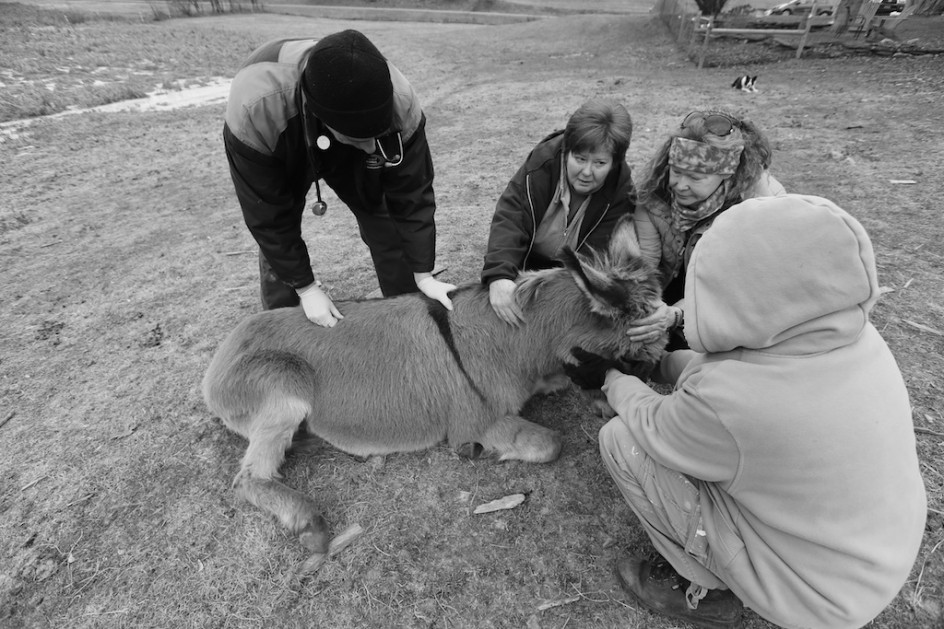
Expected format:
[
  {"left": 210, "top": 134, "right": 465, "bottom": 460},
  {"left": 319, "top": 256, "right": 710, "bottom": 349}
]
[{"left": 303, "top": 30, "right": 393, "bottom": 139}]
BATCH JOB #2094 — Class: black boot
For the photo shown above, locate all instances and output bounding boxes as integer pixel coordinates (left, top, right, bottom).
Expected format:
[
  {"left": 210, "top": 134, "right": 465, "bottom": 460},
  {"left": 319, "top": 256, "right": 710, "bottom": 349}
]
[{"left": 616, "top": 554, "right": 744, "bottom": 629}]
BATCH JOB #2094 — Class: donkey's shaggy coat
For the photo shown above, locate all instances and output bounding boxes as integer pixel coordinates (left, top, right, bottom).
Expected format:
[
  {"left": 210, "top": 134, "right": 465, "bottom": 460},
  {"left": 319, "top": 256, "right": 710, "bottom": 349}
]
[{"left": 203, "top": 221, "right": 663, "bottom": 551}]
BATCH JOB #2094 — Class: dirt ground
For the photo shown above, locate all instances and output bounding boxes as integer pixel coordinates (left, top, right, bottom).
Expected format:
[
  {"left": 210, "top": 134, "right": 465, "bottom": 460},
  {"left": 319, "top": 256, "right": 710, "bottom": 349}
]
[{"left": 1, "top": 1, "right": 943, "bottom": 628}]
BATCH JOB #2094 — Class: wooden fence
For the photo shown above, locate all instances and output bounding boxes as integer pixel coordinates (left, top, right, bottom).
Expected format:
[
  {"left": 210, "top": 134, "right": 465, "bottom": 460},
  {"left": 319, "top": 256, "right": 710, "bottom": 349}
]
[{"left": 654, "top": 0, "right": 836, "bottom": 68}]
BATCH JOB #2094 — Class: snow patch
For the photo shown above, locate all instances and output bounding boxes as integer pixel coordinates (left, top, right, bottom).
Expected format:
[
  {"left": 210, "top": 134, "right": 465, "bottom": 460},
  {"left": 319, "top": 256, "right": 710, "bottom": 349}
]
[{"left": 0, "top": 77, "right": 232, "bottom": 138}]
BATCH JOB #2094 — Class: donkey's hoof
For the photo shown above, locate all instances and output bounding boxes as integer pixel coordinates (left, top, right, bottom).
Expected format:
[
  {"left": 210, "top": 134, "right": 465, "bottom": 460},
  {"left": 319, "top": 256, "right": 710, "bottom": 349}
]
[
  {"left": 484, "top": 417, "right": 563, "bottom": 464},
  {"left": 457, "top": 442, "right": 485, "bottom": 460},
  {"left": 523, "top": 429, "right": 563, "bottom": 463},
  {"left": 501, "top": 431, "right": 561, "bottom": 463},
  {"left": 298, "top": 515, "right": 329, "bottom": 553},
  {"left": 542, "top": 433, "right": 563, "bottom": 462}
]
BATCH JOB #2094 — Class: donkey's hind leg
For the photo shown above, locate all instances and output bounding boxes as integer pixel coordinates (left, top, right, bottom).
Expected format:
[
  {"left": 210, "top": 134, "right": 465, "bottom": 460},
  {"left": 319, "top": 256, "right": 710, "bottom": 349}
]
[
  {"left": 233, "top": 397, "right": 329, "bottom": 552},
  {"left": 478, "top": 416, "right": 562, "bottom": 463}
]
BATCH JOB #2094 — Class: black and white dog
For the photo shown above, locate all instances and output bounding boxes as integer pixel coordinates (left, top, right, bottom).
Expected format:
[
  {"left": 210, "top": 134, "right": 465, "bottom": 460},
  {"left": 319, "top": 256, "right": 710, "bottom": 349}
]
[{"left": 731, "top": 75, "right": 758, "bottom": 92}]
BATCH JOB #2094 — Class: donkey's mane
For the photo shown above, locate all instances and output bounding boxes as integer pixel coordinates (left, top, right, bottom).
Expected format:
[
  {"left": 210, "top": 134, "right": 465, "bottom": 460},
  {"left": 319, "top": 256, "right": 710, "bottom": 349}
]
[
  {"left": 581, "top": 230, "right": 644, "bottom": 273},
  {"left": 514, "top": 267, "right": 565, "bottom": 309},
  {"left": 514, "top": 246, "right": 628, "bottom": 311}
]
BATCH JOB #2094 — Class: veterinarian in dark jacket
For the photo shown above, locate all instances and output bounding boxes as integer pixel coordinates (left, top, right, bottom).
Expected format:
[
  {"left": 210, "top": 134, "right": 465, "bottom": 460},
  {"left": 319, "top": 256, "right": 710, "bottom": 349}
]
[
  {"left": 481, "top": 100, "right": 636, "bottom": 325},
  {"left": 223, "top": 30, "right": 454, "bottom": 327}
]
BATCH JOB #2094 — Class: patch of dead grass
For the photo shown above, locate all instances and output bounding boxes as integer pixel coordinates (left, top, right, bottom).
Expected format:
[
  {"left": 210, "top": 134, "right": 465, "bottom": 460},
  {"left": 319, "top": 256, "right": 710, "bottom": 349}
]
[{"left": 1, "top": 3, "right": 942, "bottom": 629}]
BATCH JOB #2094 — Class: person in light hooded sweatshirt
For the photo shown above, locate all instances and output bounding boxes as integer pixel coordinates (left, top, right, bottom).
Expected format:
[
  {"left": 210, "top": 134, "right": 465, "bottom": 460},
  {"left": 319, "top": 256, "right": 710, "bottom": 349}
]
[{"left": 591, "top": 194, "right": 926, "bottom": 628}]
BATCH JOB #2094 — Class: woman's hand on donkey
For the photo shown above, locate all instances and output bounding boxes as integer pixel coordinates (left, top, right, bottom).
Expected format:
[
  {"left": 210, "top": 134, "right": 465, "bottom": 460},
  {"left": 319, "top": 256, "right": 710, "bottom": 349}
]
[{"left": 488, "top": 278, "right": 525, "bottom": 327}]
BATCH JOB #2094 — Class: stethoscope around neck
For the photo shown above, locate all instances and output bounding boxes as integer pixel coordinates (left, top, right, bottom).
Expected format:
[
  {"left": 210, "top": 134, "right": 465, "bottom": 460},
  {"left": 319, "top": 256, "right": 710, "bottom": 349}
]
[{"left": 300, "top": 85, "right": 403, "bottom": 216}]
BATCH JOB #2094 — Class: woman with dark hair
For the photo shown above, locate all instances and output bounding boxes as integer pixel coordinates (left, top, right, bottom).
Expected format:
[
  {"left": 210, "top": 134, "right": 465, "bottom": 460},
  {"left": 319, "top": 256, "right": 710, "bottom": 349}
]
[
  {"left": 628, "top": 111, "right": 785, "bottom": 352},
  {"left": 481, "top": 99, "right": 636, "bottom": 326}
]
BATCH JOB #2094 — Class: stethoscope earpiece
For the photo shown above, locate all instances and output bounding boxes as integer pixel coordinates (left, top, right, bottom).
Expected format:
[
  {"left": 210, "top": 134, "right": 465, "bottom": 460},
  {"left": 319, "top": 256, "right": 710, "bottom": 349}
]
[{"left": 376, "top": 133, "right": 404, "bottom": 167}]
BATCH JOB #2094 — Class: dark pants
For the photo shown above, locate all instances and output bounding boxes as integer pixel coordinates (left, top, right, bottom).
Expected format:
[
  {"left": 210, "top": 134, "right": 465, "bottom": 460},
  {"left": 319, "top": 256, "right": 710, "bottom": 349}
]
[
  {"left": 347, "top": 203, "right": 418, "bottom": 297},
  {"left": 258, "top": 206, "right": 418, "bottom": 310}
]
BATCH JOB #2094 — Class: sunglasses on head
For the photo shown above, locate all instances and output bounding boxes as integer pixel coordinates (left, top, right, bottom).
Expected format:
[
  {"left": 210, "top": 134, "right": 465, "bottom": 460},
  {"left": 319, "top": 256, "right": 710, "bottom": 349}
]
[{"left": 681, "top": 111, "right": 739, "bottom": 137}]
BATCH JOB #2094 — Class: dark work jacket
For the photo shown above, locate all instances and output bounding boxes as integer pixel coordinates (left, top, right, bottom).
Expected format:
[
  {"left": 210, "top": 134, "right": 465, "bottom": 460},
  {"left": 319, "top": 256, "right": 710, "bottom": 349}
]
[
  {"left": 480, "top": 130, "right": 636, "bottom": 286},
  {"left": 223, "top": 38, "right": 437, "bottom": 289}
]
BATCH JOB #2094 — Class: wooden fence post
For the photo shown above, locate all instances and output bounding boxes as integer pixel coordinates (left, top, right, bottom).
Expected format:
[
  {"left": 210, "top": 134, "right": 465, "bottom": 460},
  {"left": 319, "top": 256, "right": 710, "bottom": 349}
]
[
  {"left": 697, "top": 15, "right": 714, "bottom": 69},
  {"left": 796, "top": 5, "right": 814, "bottom": 58},
  {"left": 689, "top": 14, "right": 701, "bottom": 45},
  {"left": 678, "top": 11, "right": 690, "bottom": 42}
]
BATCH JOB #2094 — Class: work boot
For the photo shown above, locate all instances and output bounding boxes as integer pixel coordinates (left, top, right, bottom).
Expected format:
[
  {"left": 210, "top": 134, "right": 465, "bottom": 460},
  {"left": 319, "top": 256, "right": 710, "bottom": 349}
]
[{"left": 616, "top": 554, "right": 744, "bottom": 629}]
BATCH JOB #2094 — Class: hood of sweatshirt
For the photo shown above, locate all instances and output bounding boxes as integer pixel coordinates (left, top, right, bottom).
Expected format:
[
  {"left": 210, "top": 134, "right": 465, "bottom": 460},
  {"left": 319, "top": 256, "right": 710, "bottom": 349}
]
[{"left": 684, "top": 194, "right": 880, "bottom": 355}]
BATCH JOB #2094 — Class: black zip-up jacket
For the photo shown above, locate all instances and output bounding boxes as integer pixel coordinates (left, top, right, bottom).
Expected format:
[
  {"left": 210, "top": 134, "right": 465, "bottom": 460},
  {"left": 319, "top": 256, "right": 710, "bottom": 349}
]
[
  {"left": 481, "top": 130, "right": 636, "bottom": 286},
  {"left": 223, "top": 38, "right": 437, "bottom": 289}
]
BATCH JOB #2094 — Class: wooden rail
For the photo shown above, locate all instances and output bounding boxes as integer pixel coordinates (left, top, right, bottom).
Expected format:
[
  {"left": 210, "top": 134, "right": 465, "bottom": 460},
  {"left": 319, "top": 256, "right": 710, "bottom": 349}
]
[{"left": 695, "top": 12, "right": 833, "bottom": 68}]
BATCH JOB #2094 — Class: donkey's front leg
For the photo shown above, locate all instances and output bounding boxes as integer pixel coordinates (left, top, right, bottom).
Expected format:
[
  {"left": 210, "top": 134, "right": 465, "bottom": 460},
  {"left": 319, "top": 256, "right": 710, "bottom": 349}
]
[{"left": 478, "top": 416, "right": 562, "bottom": 463}]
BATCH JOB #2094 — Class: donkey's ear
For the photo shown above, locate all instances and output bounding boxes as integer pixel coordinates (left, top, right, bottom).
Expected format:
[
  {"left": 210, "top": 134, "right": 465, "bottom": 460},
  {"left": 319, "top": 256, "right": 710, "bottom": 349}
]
[
  {"left": 560, "top": 248, "right": 626, "bottom": 318},
  {"left": 607, "top": 215, "right": 641, "bottom": 266}
]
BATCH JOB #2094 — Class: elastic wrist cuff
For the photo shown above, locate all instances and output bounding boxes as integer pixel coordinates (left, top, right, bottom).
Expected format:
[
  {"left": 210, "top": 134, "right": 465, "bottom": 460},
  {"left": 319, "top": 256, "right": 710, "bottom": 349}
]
[{"left": 296, "top": 282, "right": 320, "bottom": 296}]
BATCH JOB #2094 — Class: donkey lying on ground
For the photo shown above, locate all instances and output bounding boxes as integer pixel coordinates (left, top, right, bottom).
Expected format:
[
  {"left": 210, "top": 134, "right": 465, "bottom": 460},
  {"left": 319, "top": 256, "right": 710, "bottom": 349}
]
[{"left": 202, "top": 220, "right": 664, "bottom": 552}]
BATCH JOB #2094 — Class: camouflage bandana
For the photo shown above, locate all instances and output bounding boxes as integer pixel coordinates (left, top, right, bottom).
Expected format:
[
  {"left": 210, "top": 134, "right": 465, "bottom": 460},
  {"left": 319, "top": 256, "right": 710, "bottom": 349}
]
[{"left": 669, "top": 137, "right": 743, "bottom": 176}]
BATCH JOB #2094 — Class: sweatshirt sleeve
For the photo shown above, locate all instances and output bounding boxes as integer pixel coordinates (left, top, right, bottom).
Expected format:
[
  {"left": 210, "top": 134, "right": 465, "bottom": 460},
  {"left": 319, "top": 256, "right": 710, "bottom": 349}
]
[{"left": 602, "top": 368, "right": 740, "bottom": 482}]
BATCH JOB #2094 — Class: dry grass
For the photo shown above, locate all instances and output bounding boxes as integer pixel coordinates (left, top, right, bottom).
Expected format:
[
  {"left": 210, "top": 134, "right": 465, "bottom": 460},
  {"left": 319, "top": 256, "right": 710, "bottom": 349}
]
[
  {"left": 0, "top": 2, "right": 250, "bottom": 123},
  {"left": 0, "top": 2, "right": 942, "bottom": 628}
]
